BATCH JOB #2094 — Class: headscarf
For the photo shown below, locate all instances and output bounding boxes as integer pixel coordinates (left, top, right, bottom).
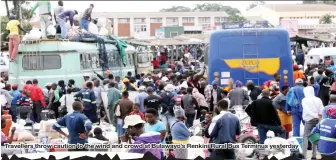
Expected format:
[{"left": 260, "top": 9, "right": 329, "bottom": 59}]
[
  {"left": 235, "top": 80, "right": 242, "bottom": 88},
  {"left": 211, "top": 80, "right": 219, "bottom": 86},
  {"left": 326, "top": 106, "right": 336, "bottom": 118}
]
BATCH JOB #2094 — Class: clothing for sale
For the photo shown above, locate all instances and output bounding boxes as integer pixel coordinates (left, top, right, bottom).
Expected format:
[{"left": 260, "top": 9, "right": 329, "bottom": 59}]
[{"left": 52, "top": 111, "right": 92, "bottom": 144}]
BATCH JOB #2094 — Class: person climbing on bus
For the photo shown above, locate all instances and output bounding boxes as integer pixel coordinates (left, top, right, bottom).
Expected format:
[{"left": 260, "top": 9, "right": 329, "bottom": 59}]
[
  {"left": 6, "top": 15, "right": 27, "bottom": 63},
  {"left": 80, "top": 4, "right": 94, "bottom": 31},
  {"left": 74, "top": 81, "right": 98, "bottom": 123},
  {"left": 58, "top": 9, "right": 78, "bottom": 39},
  {"left": 31, "top": 1, "right": 52, "bottom": 38}
]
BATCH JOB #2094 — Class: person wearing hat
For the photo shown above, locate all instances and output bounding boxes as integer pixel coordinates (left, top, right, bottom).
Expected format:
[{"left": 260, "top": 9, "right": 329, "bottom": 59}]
[
  {"left": 205, "top": 80, "right": 222, "bottom": 112},
  {"left": 134, "top": 86, "right": 148, "bottom": 113},
  {"left": 311, "top": 107, "right": 336, "bottom": 159},
  {"left": 160, "top": 84, "right": 176, "bottom": 116},
  {"left": 122, "top": 78, "right": 137, "bottom": 92},
  {"left": 142, "top": 78, "right": 156, "bottom": 91},
  {"left": 170, "top": 108, "right": 190, "bottom": 159},
  {"left": 293, "top": 64, "right": 305, "bottom": 82},
  {"left": 121, "top": 115, "right": 161, "bottom": 159},
  {"left": 286, "top": 78, "right": 305, "bottom": 137},
  {"left": 9, "top": 84, "right": 21, "bottom": 122}
]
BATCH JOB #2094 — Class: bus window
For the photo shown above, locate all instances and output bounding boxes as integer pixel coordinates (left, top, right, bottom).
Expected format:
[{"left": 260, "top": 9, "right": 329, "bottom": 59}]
[
  {"left": 23, "top": 55, "right": 61, "bottom": 70},
  {"left": 137, "top": 54, "right": 149, "bottom": 63},
  {"left": 80, "top": 53, "right": 100, "bottom": 70},
  {"left": 128, "top": 54, "right": 134, "bottom": 66}
]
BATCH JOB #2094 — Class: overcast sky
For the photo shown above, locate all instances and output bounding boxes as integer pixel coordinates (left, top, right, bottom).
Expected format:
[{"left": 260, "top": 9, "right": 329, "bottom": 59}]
[{"left": 1, "top": 1, "right": 302, "bottom": 17}]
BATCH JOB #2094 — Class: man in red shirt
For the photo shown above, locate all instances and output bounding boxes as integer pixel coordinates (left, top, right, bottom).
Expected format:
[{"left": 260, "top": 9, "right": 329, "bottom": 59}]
[
  {"left": 152, "top": 57, "right": 159, "bottom": 69},
  {"left": 27, "top": 79, "right": 46, "bottom": 122}
]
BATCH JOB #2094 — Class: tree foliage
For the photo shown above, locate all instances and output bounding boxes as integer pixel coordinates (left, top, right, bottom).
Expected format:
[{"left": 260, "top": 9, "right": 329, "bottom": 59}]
[
  {"left": 160, "top": 3, "right": 245, "bottom": 23},
  {"left": 160, "top": 6, "right": 191, "bottom": 12},
  {"left": 320, "top": 13, "right": 334, "bottom": 24},
  {"left": 246, "top": 1, "right": 265, "bottom": 11},
  {"left": 302, "top": 0, "right": 336, "bottom": 5}
]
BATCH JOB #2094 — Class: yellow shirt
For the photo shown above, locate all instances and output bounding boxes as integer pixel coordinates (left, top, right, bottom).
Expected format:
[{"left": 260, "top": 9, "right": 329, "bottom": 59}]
[{"left": 6, "top": 20, "right": 20, "bottom": 35}]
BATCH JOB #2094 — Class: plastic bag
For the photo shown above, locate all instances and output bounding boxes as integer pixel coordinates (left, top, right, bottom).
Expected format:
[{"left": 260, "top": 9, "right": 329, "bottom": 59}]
[
  {"left": 18, "top": 130, "right": 35, "bottom": 141},
  {"left": 88, "top": 22, "right": 99, "bottom": 35},
  {"left": 46, "top": 25, "right": 56, "bottom": 36},
  {"left": 99, "top": 27, "right": 108, "bottom": 36},
  {"left": 22, "top": 28, "right": 42, "bottom": 41}
]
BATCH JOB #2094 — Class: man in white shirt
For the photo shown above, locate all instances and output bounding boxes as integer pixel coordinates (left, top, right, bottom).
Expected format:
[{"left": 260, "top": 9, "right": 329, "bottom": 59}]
[{"left": 301, "top": 86, "right": 324, "bottom": 159}]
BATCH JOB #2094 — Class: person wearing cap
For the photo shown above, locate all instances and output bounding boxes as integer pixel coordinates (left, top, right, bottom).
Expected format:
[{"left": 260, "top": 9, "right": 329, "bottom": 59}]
[
  {"left": 286, "top": 78, "right": 305, "bottom": 137},
  {"left": 9, "top": 84, "right": 21, "bottom": 122},
  {"left": 205, "top": 80, "right": 222, "bottom": 112},
  {"left": 293, "top": 64, "right": 305, "bottom": 82},
  {"left": 6, "top": 15, "right": 27, "bottom": 62},
  {"left": 142, "top": 78, "right": 156, "bottom": 91},
  {"left": 122, "top": 78, "right": 137, "bottom": 92},
  {"left": 74, "top": 81, "right": 98, "bottom": 123},
  {"left": 319, "top": 69, "right": 334, "bottom": 106},
  {"left": 170, "top": 108, "right": 190, "bottom": 159},
  {"left": 134, "top": 86, "right": 148, "bottom": 113},
  {"left": 311, "top": 107, "right": 336, "bottom": 159},
  {"left": 121, "top": 115, "right": 161, "bottom": 159},
  {"left": 160, "top": 84, "right": 176, "bottom": 116}
]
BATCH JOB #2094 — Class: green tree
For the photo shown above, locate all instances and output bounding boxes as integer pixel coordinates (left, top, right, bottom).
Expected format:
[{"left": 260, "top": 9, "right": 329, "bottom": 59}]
[
  {"left": 302, "top": 0, "right": 336, "bottom": 5},
  {"left": 160, "top": 6, "right": 191, "bottom": 12},
  {"left": 246, "top": 1, "right": 265, "bottom": 11},
  {"left": 320, "top": 13, "right": 334, "bottom": 24},
  {"left": 1, "top": 16, "right": 9, "bottom": 42}
]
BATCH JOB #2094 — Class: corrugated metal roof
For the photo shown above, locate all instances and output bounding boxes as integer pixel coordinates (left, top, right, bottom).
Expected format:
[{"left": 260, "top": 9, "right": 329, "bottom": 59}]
[
  {"left": 126, "top": 38, "right": 204, "bottom": 46},
  {"left": 263, "top": 4, "right": 336, "bottom": 12}
]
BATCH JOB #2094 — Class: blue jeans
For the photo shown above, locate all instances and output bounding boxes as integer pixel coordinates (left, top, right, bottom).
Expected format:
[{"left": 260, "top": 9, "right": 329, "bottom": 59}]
[
  {"left": 186, "top": 113, "right": 195, "bottom": 128},
  {"left": 257, "top": 124, "right": 286, "bottom": 144},
  {"left": 117, "top": 118, "right": 125, "bottom": 137},
  {"left": 59, "top": 18, "right": 67, "bottom": 39},
  {"left": 80, "top": 18, "right": 89, "bottom": 31},
  {"left": 10, "top": 104, "right": 18, "bottom": 123},
  {"left": 292, "top": 112, "right": 305, "bottom": 137}
]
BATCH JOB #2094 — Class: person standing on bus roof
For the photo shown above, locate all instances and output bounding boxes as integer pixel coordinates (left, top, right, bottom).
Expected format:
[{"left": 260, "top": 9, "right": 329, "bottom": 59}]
[
  {"left": 54, "top": 0, "right": 64, "bottom": 25},
  {"left": 80, "top": 4, "right": 94, "bottom": 31},
  {"left": 31, "top": 1, "right": 52, "bottom": 38},
  {"left": 74, "top": 82, "right": 98, "bottom": 123},
  {"left": 286, "top": 78, "right": 305, "bottom": 137},
  {"left": 58, "top": 10, "right": 78, "bottom": 39},
  {"left": 6, "top": 15, "right": 27, "bottom": 63}
]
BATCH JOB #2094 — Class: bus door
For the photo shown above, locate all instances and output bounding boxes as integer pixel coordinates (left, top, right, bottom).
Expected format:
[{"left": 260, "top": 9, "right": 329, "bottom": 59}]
[{"left": 242, "top": 42, "right": 260, "bottom": 86}]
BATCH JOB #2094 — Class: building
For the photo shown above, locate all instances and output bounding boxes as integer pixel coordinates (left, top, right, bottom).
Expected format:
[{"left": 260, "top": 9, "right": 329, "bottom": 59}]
[{"left": 90, "top": 11, "right": 228, "bottom": 39}]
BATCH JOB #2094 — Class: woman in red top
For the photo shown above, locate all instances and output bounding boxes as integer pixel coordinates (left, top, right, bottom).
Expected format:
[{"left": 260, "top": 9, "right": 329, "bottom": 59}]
[{"left": 152, "top": 58, "right": 160, "bottom": 69}]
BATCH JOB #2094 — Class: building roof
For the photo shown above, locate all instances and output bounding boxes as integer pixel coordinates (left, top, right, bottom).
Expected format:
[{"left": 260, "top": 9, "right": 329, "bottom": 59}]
[
  {"left": 126, "top": 38, "right": 205, "bottom": 46},
  {"left": 263, "top": 4, "right": 336, "bottom": 12},
  {"left": 91, "top": 11, "right": 229, "bottom": 18}
]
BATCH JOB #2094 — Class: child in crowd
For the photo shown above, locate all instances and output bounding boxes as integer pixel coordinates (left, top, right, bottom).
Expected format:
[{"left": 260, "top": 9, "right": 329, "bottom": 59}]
[
  {"left": 130, "top": 103, "right": 145, "bottom": 120},
  {"left": 93, "top": 127, "right": 109, "bottom": 141},
  {"left": 17, "top": 90, "right": 33, "bottom": 120}
]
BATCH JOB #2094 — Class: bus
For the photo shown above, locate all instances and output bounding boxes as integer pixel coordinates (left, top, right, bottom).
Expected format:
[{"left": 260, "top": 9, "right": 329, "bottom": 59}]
[
  {"left": 208, "top": 28, "right": 294, "bottom": 88},
  {"left": 8, "top": 39, "right": 137, "bottom": 88}
]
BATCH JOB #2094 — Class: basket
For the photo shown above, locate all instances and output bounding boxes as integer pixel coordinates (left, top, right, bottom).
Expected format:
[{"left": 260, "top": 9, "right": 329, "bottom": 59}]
[{"left": 309, "top": 133, "right": 320, "bottom": 144}]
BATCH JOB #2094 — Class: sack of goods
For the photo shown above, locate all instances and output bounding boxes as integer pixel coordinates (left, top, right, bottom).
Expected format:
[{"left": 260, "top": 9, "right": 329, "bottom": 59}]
[
  {"left": 99, "top": 26, "right": 108, "bottom": 36},
  {"left": 22, "top": 28, "right": 42, "bottom": 41},
  {"left": 46, "top": 25, "right": 56, "bottom": 37},
  {"left": 88, "top": 22, "right": 99, "bottom": 35}
]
